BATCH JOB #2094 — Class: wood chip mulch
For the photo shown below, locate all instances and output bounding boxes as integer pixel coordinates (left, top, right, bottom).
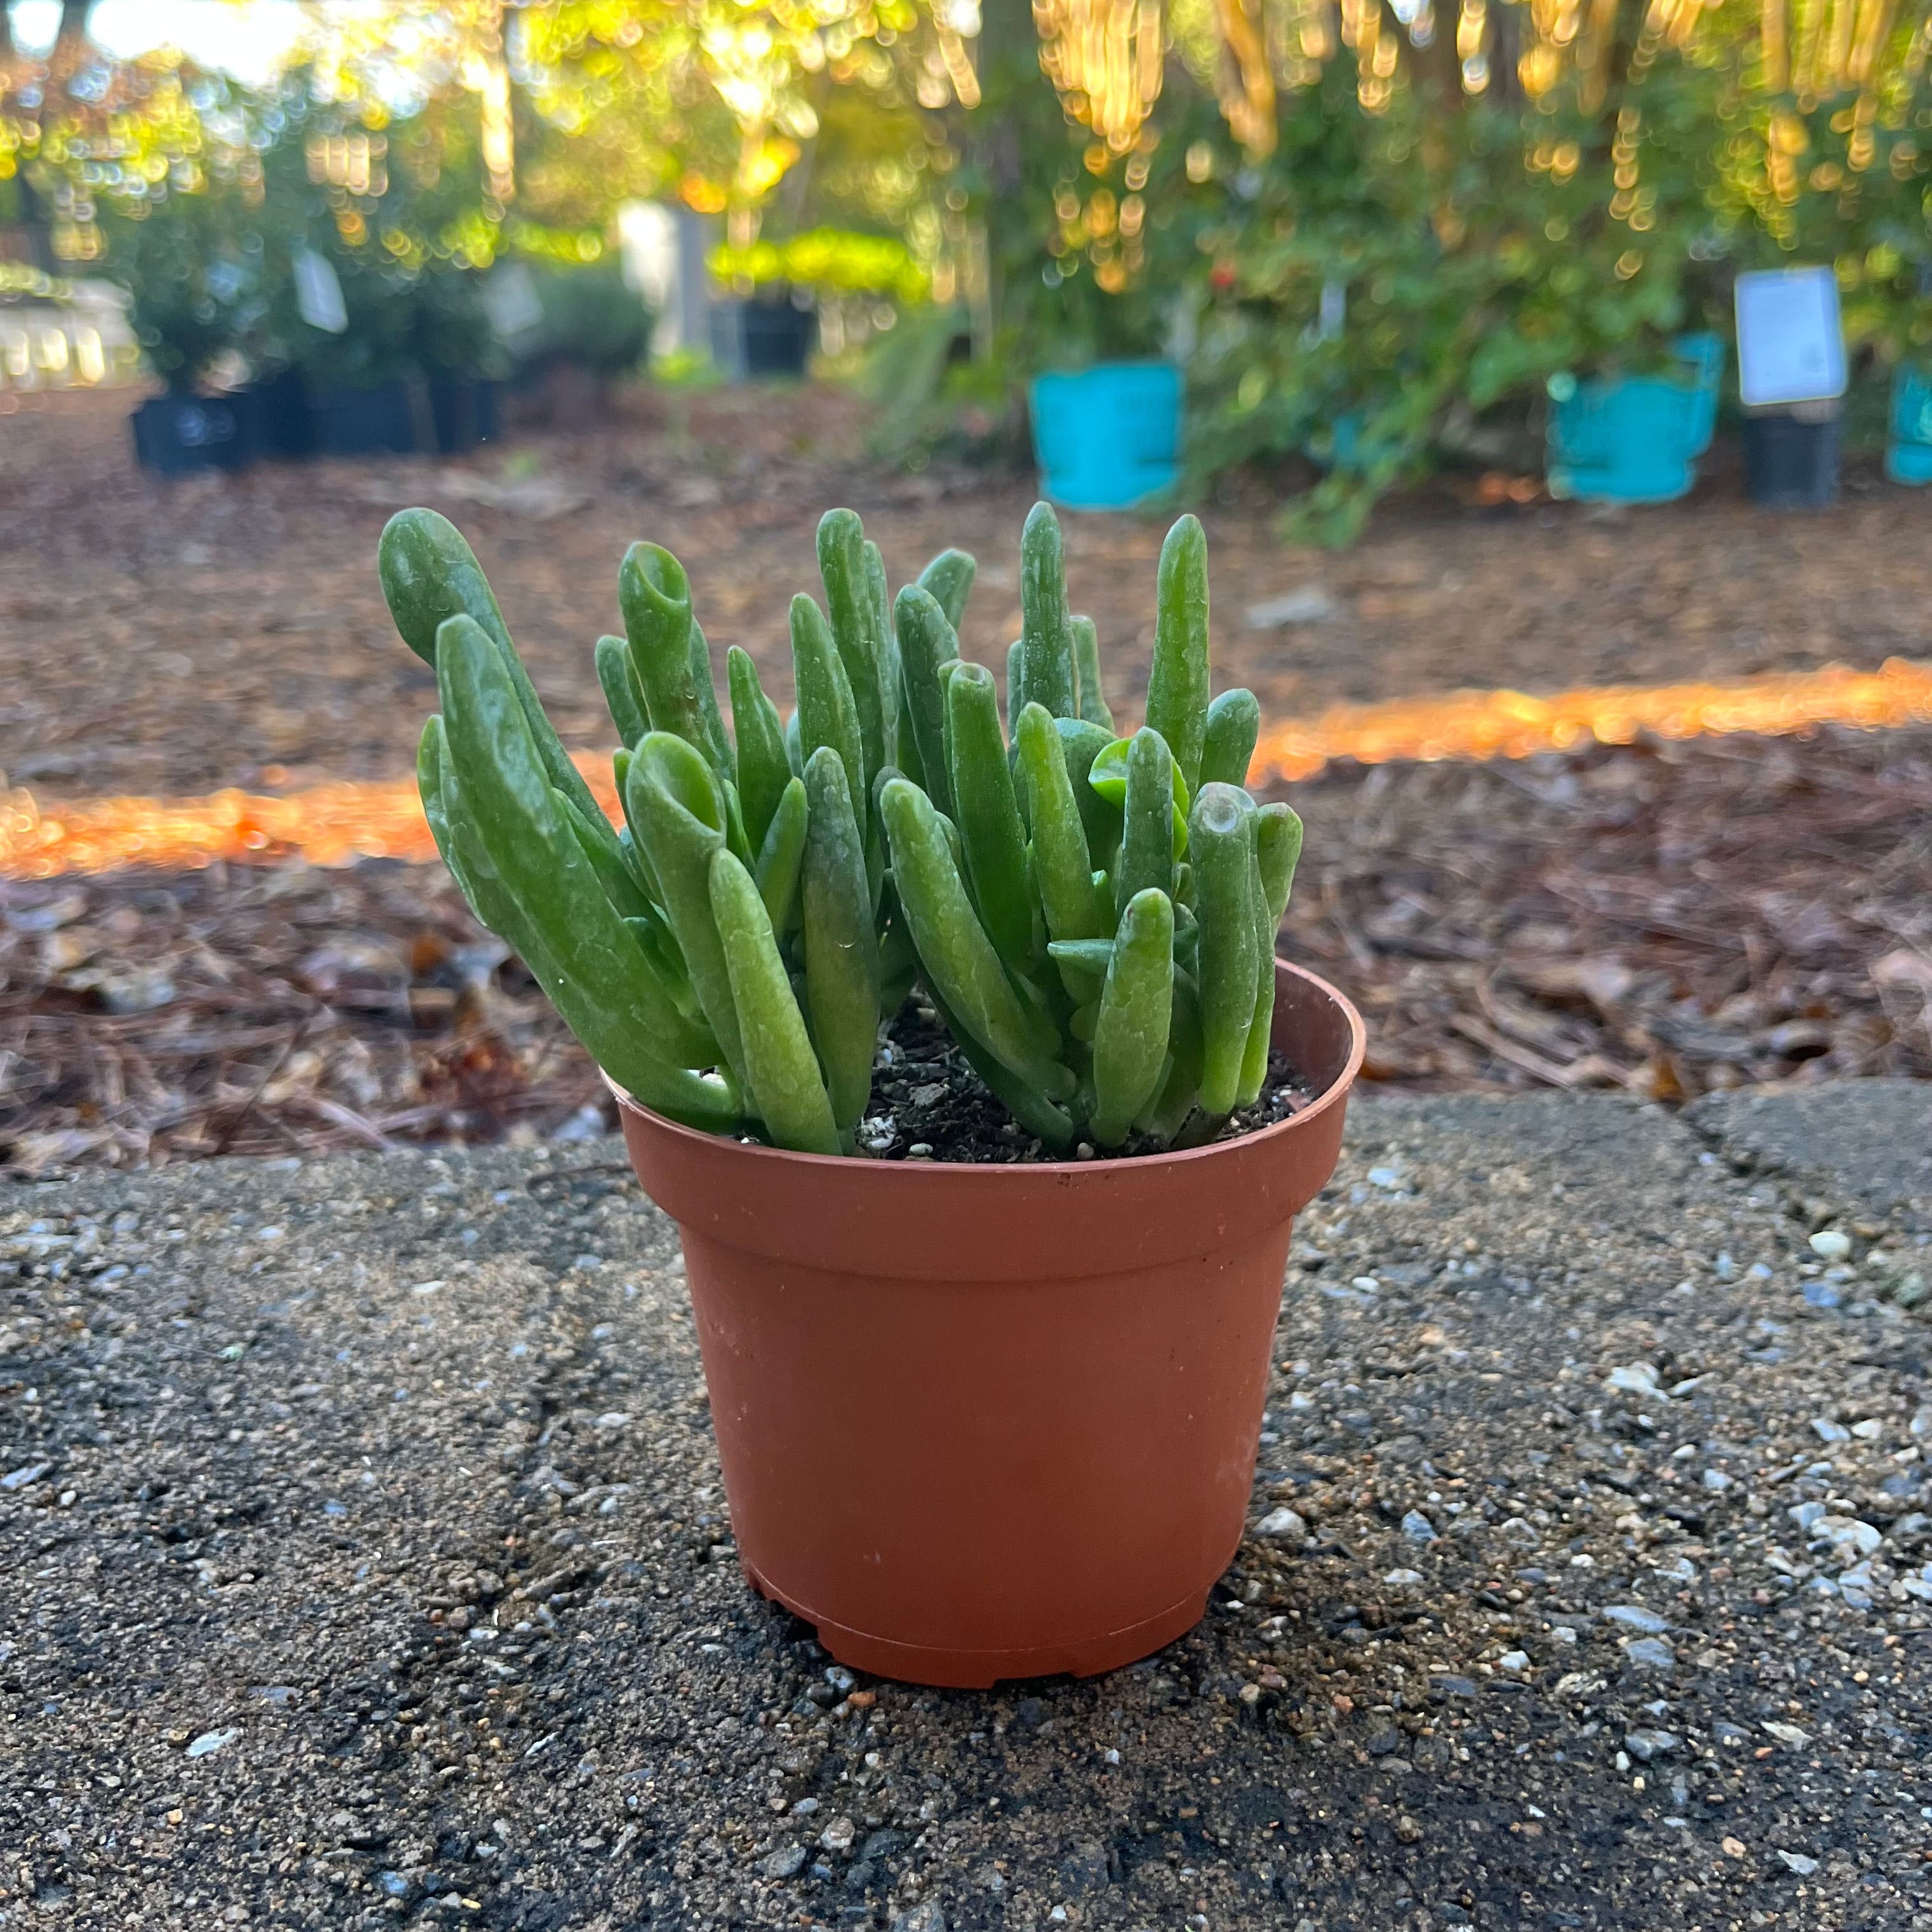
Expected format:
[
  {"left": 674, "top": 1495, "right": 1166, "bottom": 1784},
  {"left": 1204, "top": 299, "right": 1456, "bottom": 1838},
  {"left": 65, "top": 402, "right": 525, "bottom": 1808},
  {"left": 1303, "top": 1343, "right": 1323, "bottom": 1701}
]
[
  {"left": 8, "top": 385, "right": 1932, "bottom": 805},
  {"left": 1273, "top": 723, "right": 1932, "bottom": 1100},
  {"left": 3, "top": 724, "right": 1926, "bottom": 1176}
]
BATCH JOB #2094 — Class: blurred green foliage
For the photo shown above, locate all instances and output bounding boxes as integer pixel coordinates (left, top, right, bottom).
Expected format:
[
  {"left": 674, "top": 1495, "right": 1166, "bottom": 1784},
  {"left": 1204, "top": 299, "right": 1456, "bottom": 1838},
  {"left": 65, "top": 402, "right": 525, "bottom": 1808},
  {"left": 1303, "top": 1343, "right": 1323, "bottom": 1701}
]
[
  {"left": 253, "top": 73, "right": 507, "bottom": 388},
  {"left": 8, "top": 1, "right": 1932, "bottom": 536},
  {"left": 519, "top": 254, "right": 654, "bottom": 379},
  {"left": 711, "top": 227, "right": 928, "bottom": 300},
  {"left": 97, "top": 148, "right": 269, "bottom": 393},
  {"left": 1188, "top": 60, "right": 1732, "bottom": 541},
  {"left": 1181, "top": 26, "right": 1932, "bottom": 537}
]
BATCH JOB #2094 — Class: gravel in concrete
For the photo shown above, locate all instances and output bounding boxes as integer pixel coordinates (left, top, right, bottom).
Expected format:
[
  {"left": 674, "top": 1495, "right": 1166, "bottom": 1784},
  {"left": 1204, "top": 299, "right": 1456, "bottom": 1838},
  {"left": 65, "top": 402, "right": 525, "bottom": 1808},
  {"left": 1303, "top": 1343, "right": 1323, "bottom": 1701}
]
[
  {"left": 4, "top": 1093, "right": 1931, "bottom": 1930},
  {"left": 1693, "top": 1079, "right": 1932, "bottom": 1235}
]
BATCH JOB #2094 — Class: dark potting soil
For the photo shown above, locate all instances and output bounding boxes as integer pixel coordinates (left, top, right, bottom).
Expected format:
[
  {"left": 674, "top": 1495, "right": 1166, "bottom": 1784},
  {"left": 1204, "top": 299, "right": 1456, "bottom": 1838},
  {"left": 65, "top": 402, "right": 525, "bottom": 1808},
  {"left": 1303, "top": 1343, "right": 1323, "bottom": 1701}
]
[{"left": 836, "top": 1001, "right": 1315, "bottom": 1165}]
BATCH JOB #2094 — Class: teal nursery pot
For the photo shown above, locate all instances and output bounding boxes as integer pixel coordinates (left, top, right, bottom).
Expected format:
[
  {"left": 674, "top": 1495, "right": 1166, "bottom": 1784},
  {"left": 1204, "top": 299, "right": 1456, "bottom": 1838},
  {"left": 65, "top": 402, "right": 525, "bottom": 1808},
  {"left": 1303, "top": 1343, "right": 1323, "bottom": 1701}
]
[
  {"left": 1545, "top": 333, "right": 1724, "bottom": 505},
  {"left": 1030, "top": 362, "right": 1182, "bottom": 511}
]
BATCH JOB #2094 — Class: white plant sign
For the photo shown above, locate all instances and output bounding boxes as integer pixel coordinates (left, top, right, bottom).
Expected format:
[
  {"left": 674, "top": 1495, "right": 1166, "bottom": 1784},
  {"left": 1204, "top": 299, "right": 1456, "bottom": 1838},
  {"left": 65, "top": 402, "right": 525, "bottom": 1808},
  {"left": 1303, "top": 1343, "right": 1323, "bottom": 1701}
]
[
  {"left": 294, "top": 250, "right": 348, "bottom": 335},
  {"left": 484, "top": 262, "right": 543, "bottom": 342},
  {"left": 1735, "top": 267, "right": 1846, "bottom": 408}
]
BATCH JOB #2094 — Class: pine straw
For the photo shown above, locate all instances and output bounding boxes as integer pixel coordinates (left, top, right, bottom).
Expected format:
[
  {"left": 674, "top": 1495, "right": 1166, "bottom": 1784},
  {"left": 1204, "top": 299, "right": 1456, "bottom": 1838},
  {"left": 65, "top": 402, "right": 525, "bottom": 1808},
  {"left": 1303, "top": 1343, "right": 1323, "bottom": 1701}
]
[{"left": 3, "top": 724, "right": 1928, "bottom": 1177}]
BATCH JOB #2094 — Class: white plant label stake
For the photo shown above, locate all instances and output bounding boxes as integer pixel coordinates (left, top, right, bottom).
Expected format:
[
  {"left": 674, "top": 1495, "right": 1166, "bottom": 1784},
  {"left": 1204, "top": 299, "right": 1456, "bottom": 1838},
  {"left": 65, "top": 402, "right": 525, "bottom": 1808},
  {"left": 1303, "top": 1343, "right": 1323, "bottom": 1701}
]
[
  {"left": 294, "top": 250, "right": 348, "bottom": 335},
  {"left": 1735, "top": 266, "right": 1846, "bottom": 409}
]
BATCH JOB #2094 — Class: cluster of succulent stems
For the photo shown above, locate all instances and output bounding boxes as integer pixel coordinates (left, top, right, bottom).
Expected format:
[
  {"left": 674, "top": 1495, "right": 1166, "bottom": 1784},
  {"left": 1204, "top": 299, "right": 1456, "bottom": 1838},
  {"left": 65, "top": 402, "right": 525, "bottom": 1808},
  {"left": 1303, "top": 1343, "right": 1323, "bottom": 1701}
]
[{"left": 379, "top": 498, "right": 1302, "bottom": 1158}]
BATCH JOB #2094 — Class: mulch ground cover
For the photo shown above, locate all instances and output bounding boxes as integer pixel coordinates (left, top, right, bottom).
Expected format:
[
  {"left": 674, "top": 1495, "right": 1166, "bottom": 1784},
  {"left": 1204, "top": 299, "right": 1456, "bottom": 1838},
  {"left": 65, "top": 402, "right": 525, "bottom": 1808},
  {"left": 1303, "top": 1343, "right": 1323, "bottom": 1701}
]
[
  {"left": 6, "top": 385, "right": 1932, "bottom": 802},
  {"left": 4, "top": 724, "right": 1927, "bottom": 1175}
]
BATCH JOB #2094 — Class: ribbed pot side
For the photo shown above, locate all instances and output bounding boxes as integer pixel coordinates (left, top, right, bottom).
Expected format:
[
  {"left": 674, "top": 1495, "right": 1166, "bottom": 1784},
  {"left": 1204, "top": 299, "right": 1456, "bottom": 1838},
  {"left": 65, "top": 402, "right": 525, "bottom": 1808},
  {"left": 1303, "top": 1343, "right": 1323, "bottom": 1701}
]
[{"left": 615, "top": 959, "right": 1365, "bottom": 1687}]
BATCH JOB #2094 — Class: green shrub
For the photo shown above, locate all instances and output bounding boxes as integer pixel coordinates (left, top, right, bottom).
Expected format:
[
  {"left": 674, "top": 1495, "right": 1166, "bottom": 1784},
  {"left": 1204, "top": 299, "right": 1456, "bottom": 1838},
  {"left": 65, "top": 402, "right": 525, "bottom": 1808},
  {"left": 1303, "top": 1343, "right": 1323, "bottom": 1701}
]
[
  {"left": 518, "top": 255, "right": 652, "bottom": 381},
  {"left": 1188, "top": 66, "right": 1726, "bottom": 542}
]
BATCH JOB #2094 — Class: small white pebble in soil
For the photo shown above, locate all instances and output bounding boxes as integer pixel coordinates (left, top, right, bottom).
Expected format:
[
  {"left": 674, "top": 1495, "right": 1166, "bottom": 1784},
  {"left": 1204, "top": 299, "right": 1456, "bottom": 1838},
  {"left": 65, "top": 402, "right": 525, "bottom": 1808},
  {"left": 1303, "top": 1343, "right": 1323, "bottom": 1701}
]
[
  {"left": 1254, "top": 1506, "right": 1308, "bottom": 1540},
  {"left": 1809, "top": 1229, "right": 1852, "bottom": 1261}
]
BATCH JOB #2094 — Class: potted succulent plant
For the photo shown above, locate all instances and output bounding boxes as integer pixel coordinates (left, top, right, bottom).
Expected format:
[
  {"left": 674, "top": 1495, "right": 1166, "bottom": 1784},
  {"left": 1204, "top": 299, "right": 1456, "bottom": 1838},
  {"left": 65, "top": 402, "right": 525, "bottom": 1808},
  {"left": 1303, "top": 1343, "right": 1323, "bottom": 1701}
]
[{"left": 378, "top": 500, "right": 1363, "bottom": 1687}]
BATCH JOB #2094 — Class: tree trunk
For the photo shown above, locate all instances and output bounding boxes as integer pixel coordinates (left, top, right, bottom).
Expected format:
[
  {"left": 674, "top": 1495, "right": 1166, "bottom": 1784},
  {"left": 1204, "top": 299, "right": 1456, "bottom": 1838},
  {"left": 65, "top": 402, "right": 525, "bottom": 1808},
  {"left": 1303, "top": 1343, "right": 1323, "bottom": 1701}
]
[
  {"left": 56, "top": 0, "right": 93, "bottom": 54},
  {"left": 1488, "top": 0, "right": 1526, "bottom": 108},
  {"left": 964, "top": 0, "right": 1066, "bottom": 342}
]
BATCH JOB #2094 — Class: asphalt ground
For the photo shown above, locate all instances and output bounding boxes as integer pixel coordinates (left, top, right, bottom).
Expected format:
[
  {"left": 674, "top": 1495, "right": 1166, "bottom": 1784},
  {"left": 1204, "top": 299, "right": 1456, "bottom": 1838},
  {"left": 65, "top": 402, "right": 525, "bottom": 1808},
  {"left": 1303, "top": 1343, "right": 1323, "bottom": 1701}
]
[{"left": 3, "top": 1083, "right": 1931, "bottom": 1931}]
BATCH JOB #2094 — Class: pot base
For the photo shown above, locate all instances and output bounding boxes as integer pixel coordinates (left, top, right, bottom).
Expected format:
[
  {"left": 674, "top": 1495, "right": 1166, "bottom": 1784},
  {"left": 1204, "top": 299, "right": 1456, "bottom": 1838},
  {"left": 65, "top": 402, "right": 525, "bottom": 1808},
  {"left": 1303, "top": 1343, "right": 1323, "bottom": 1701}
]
[{"left": 743, "top": 1557, "right": 1216, "bottom": 1689}]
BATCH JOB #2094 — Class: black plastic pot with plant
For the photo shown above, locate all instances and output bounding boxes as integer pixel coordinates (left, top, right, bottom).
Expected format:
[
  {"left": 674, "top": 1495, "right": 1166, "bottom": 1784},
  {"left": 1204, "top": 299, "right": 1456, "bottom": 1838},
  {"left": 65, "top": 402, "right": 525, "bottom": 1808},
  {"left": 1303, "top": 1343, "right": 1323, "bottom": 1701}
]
[
  {"left": 105, "top": 179, "right": 270, "bottom": 475},
  {"left": 710, "top": 289, "right": 817, "bottom": 379},
  {"left": 263, "top": 247, "right": 505, "bottom": 459},
  {"left": 1743, "top": 401, "right": 1841, "bottom": 508},
  {"left": 503, "top": 254, "right": 652, "bottom": 429}
]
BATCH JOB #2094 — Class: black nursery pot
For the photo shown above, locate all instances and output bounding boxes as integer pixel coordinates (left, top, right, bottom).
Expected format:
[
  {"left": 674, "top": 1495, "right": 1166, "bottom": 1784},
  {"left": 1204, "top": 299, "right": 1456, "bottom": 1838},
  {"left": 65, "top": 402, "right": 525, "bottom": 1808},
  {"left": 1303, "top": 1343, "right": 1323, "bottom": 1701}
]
[
  {"left": 712, "top": 300, "right": 816, "bottom": 379},
  {"left": 429, "top": 376, "right": 502, "bottom": 456},
  {"left": 742, "top": 302, "right": 814, "bottom": 377},
  {"left": 248, "top": 367, "right": 318, "bottom": 460},
  {"left": 308, "top": 379, "right": 427, "bottom": 457},
  {"left": 1744, "top": 404, "right": 1841, "bottom": 509},
  {"left": 130, "top": 393, "right": 257, "bottom": 477},
  {"left": 305, "top": 377, "right": 502, "bottom": 457}
]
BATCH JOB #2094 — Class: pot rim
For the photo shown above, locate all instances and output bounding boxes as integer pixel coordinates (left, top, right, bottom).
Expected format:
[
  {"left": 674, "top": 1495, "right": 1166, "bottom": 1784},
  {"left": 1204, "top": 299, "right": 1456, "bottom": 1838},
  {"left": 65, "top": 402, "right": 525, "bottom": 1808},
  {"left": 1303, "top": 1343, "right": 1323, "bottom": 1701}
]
[{"left": 607, "top": 954, "right": 1364, "bottom": 1179}]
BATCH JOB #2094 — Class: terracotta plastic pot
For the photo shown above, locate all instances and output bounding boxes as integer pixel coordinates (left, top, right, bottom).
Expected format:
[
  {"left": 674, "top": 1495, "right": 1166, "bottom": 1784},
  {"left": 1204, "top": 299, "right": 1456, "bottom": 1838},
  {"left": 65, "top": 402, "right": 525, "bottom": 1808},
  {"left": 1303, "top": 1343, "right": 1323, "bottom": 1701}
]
[{"left": 615, "top": 958, "right": 1364, "bottom": 1687}]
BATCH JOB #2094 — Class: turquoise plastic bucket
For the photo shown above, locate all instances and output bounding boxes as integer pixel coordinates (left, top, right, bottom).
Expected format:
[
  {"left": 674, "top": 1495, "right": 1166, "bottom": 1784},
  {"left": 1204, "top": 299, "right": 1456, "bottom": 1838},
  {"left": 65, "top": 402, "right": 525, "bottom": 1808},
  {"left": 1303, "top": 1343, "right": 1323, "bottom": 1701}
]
[
  {"left": 1030, "top": 362, "right": 1182, "bottom": 510},
  {"left": 1545, "top": 333, "right": 1725, "bottom": 505},
  {"left": 1885, "top": 366, "right": 1932, "bottom": 485}
]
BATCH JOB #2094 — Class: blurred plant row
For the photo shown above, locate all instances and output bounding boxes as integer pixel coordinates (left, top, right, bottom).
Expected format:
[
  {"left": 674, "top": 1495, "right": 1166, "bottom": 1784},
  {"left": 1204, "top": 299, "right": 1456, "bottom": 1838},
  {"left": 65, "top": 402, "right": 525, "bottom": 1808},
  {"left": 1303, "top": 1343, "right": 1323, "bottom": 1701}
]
[
  {"left": 981, "top": 0, "right": 1932, "bottom": 535},
  {"left": 0, "top": 0, "right": 951, "bottom": 397},
  {"left": 4, "top": 1, "right": 1932, "bottom": 528}
]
